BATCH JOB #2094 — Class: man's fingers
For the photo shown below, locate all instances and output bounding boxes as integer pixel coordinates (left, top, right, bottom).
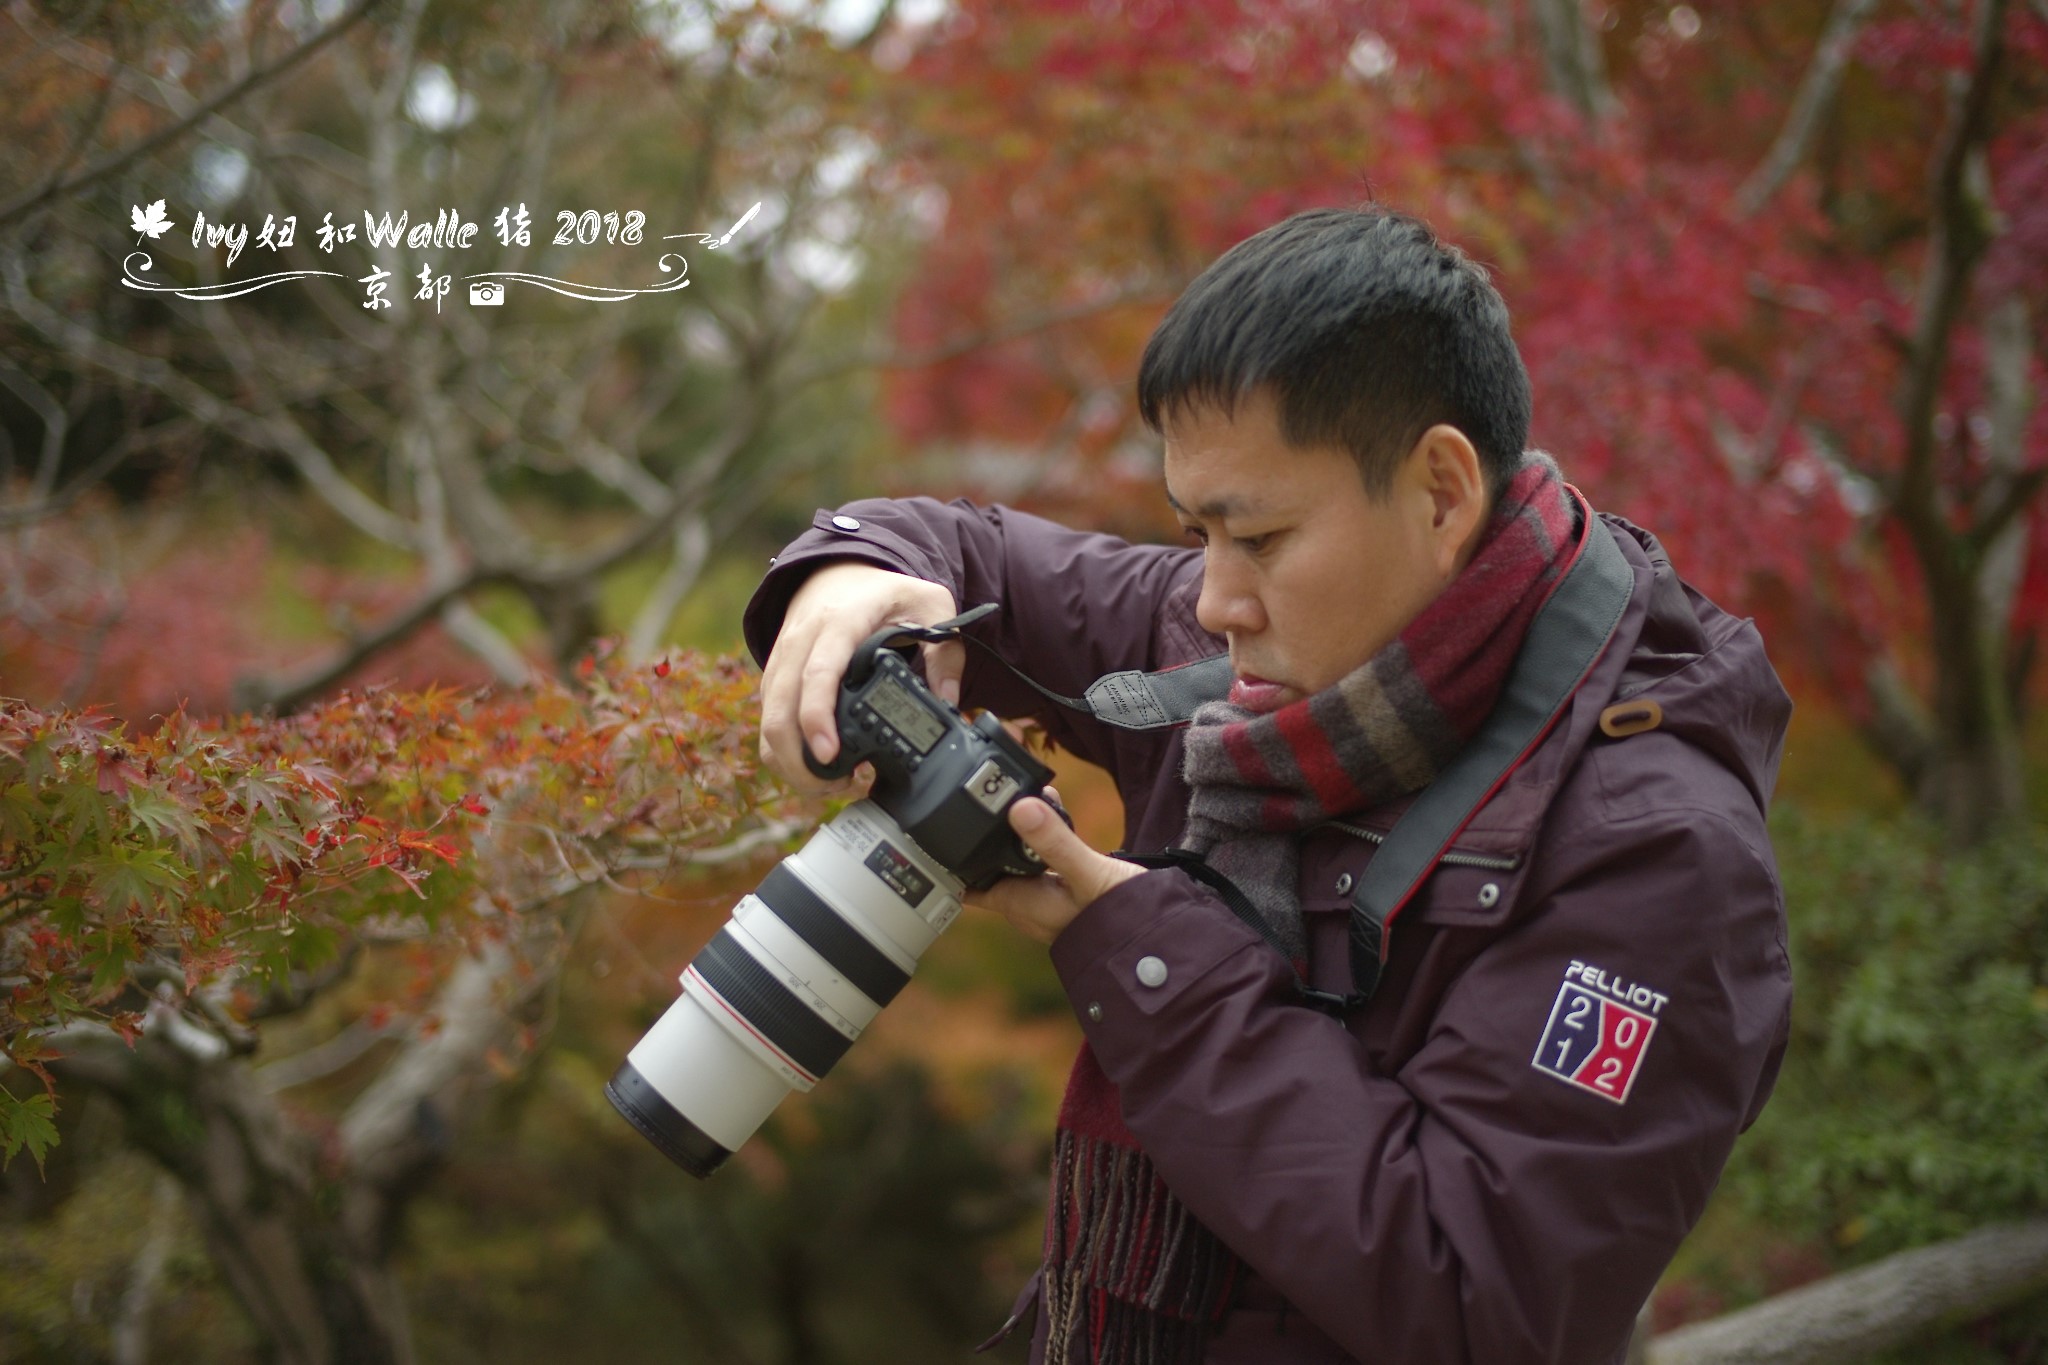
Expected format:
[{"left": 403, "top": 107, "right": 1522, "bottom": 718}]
[
  {"left": 795, "top": 628, "right": 858, "bottom": 764},
  {"left": 922, "top": 638, "right": 966, "bottom": 708},
  {"left": 758, "top": 731, "right": 852, "bottom": 794}
]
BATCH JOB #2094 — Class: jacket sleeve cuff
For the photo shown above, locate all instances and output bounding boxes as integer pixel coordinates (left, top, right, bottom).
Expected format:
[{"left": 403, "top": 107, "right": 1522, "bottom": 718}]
[
  {"left": 741, "top": 505, "right": 958, "bottom": 668},
  {"left": 1049, "top": 868, "right": 1274, "bottom": 1058}
]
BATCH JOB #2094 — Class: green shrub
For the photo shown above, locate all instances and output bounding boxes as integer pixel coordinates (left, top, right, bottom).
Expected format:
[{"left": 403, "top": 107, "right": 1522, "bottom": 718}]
[{"left": 1728, "top": 807, "right": 2048, "bottom": 1256}]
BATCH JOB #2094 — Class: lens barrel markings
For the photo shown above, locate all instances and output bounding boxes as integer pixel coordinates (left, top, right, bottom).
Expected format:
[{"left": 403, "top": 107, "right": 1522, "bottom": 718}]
[
  {"left": 690, "top": 930, "right": 855, "bottom": 1081},
  {"left": 757, "top": 865, "right": 912, "bottom": 1005}
]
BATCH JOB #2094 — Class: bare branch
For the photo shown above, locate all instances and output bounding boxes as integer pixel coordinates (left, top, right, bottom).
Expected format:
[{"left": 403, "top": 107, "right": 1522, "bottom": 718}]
[
  {"left": 2, "top": 250, "right": 418, "bottom": 549},
  {"left": 1528, "top": 0, "right": 1615, "bottom": 120},
  {"left": 1891, "top": 0, "right": 2009, "bottom": 561},
  {"left": 624, "top": 516, "right": 710, "bottom": 663},
  {"left": 440, "top": 598, "right": 541, "bottom": 688},
  {"left": 253, "top": 1016, "right": 392, "bottom": 1093},
  {"left": 1735, "top": 0, "right": 1882, "bottom": 218},
  {"left": 1973, "top": 296, "right": 2039, "bottom": 621},
  {"left": 110, "top": 1174, "right": 180, "bottom": 1365},
  {"left": 0, "top": 0, "right": 391, "bottom": 231},
  {"left": 1858, "top": 657, "right": 1935, "bottom": 796},
  {"left": 1969, "top": 467, "right": 2048, "bottom": 557},
  {"left": 1651, "top": 1216, "right": 2048, "bottom": 1365},
  {"left": 0, "top": 416, "right": 203, "bottom": 530},
  {"left": 234, "top": 565, "right": 511, "bottom": 712},
  {"left": 0, "top": 356, "right": 68, "bottom": 500},
  {"left": 336, "top": 936, "right": 528, "bottom": 1183}
]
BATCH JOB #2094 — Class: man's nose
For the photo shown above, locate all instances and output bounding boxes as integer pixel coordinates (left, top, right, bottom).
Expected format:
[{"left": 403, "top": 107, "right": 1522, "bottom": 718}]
[{"left": 1196, "top": 558, "right": 1263, "bottom": 637}]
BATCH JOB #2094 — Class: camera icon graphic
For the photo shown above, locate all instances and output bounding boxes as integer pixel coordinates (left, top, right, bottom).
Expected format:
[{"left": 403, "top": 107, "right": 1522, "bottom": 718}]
[{"left": 468, "top": 281, "right": 505, "bottom": 306}]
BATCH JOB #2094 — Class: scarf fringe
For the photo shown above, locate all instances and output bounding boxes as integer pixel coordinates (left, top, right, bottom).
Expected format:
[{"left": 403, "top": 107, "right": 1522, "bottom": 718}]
[{"left": 1042, "top": 1130, "right": 1239, "bottom": 1365}]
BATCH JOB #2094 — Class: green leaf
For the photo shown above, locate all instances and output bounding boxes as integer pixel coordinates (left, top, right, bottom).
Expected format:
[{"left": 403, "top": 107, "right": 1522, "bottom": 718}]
[
  {"left": 0, "top": 1090, "right": 59, "bottom": 1172},
  {"left": 81, "top": 847, "right": 189, "bottom": 915},
  {"left": 126, "top": 789, "right": 204, "bottom": 856}
]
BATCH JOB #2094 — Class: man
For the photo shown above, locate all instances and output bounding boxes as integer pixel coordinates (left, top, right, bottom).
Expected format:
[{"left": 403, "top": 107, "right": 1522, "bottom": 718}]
[{"left": 745, "top": 208, "right": 1793, "bottom": 1364}]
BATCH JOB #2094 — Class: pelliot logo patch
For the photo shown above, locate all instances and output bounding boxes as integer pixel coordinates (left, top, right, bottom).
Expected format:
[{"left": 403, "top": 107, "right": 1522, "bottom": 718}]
[{"left": 1531, "top": 960, "right": 1665, "bottom": 1104}]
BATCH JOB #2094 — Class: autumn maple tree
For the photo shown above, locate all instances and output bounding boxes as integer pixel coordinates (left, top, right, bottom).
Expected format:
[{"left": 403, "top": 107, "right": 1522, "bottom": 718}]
[
  {"left": 0, "top": 652, "right": 797, "bottom": 1359},
  {"left": 868, "top": 0, "right": 2048, "bottom": 836}
]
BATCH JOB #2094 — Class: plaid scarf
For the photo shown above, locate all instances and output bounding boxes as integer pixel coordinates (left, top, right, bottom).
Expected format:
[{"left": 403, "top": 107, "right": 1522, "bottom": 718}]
[{"left": 1040, "top": 457, "right": 1580, "bottom": 1365}]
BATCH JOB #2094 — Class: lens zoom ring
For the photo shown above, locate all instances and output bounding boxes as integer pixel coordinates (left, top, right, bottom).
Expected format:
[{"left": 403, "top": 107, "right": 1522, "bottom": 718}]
[
  {"left": 757, "top": 865, "right": 911, "bottom": 1006},
  {"left": 692, "top": 930, "right": 854, "bottom": 1080}
]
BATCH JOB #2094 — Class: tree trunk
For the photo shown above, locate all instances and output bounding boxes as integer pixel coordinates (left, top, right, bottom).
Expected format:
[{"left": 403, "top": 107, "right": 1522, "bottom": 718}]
[
  {"left": 1854, "top": 0, "right": 2034, "bottom": 838},
  {"left": 1920, "top": 558, "right": 2028, "bottom": 836}
]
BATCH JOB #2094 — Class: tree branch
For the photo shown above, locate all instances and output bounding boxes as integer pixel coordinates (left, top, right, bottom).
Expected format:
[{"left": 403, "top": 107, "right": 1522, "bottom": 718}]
[
  {"left": 2, "top": 250, "right": 418, "bottom": 549},
  {"left": 1735, "top": 0, "right": 1881, "bottom": 218},
  {"left": 1892, "top": 0, "right": 2010, "bottom": 550},
  {"left": 1528, "top": 0, "right": 1615, "bottom": 120},
  {"left": 624, "top": 515, "right": 710, "bottom": 663},
  {"left": 1651, "top": 1217, "right": 2048, "bottom": 1364},
  {"left": 336, "top": 935, "right": 531, "bottom": 1193},
  {"left": 0, "top": 0, "right": 391, "bottom": 231},
  {"left": 1858, "top": 657, "right": 1936, "bottom": 796},
  {"left": 1969, "top": 467, "right": 2048, "bottom": 556},
  {"left": 233, "top": 564, "right": 513, "bottom": 713}
]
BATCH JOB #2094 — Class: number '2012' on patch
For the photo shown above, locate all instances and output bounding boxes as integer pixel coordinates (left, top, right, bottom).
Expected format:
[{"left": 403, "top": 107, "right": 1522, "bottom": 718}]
[{"left": 1532, "top": 982, "right": 1657, "bottom": 1104}]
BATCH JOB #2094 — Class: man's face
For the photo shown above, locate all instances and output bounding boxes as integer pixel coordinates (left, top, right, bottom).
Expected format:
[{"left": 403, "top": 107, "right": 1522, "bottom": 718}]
[{"left": 1163, "top": 390, "right": 1465, "bottom": 712}]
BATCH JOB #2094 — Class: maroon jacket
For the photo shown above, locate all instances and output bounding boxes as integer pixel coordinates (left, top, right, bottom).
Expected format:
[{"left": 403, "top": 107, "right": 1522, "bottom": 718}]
[{"left": 745, "top": 497, "right": 1793, "bottom": 1365}]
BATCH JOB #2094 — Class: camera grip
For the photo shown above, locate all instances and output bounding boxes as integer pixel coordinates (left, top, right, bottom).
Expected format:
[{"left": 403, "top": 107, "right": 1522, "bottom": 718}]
[{"left": 800, "top": 734, "right": 860, "bottom": 782}]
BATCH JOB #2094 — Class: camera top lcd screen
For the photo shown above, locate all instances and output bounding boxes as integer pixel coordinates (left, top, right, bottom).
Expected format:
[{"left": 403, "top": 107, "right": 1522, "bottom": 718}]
[{"left": 867, "top": 676, "right": 947, "bottom": 754}]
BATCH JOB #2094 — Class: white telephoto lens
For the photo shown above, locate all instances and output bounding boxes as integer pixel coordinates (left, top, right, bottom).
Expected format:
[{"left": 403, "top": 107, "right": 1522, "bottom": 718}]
[{"left": 606, "top": 801, "right": 963, "bottom": 1177}]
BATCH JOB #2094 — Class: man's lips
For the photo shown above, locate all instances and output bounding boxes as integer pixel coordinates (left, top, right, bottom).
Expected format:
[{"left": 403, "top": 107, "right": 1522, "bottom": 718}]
[{"left": 1228, "top": 673, "right": 1294, "bottom": 713}]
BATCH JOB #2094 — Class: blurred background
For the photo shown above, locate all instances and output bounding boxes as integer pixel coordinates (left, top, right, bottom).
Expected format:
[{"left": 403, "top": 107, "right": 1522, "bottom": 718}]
[{"left": 2, "top": 0, "right": 2045, "bottom": 1361}]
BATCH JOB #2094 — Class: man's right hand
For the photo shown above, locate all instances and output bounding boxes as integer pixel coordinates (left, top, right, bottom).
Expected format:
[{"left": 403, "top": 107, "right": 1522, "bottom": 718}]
[{"left": 758, "top": 562, "right": 964, "bottom": 792}]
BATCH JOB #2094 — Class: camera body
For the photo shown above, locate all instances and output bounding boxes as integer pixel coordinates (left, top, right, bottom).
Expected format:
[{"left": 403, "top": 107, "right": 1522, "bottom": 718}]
[
  {"left": 804, "top": 637, "right": 1052, "bottom": 890},
  {"left": 606, "top": 622, "right": 1059, "bottom": 1178}
]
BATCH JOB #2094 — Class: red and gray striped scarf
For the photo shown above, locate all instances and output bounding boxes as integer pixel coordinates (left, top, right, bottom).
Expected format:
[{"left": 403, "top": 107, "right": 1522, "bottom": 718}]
[{"left": 1041, "top": 457, "right": 1580, "bottom": 1365}]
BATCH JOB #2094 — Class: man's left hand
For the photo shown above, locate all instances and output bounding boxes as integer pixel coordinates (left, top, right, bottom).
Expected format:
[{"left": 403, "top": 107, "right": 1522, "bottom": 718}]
[{"left": 967, "top": 794, "right": 1147, "bottom": 945}]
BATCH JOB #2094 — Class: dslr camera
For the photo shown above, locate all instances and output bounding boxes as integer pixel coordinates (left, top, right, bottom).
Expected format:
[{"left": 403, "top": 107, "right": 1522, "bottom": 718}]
[{"left": 606, "top": 618, "right": 1056, "bottom": 1177}]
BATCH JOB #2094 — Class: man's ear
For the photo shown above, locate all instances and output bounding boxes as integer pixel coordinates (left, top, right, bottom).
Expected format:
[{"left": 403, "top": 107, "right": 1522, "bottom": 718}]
[{"left": 1406, "top": 424, "right": 1488, "bottom": 579}]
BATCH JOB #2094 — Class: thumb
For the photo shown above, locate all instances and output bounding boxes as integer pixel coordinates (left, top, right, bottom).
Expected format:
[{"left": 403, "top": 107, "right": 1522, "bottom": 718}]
[{"left": 1008, "top": 797, "right": 1132, "bottom": 909}]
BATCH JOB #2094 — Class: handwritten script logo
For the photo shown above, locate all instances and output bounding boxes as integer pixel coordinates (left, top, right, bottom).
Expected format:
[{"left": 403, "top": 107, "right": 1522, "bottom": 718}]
[{"left": 119, "top": 201, "right": 763, "bottom": 311}]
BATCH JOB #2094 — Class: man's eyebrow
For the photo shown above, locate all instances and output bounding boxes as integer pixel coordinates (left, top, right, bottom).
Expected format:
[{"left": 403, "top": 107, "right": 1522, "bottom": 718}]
[{"left": 1163, "top": 489, "right": 1261, "bottom": 519}]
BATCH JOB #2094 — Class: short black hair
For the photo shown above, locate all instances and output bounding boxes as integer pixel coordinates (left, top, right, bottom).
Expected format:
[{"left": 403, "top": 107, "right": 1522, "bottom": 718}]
[{"left": 1136, "top": 207, "right": 1531, "bottom": 498}]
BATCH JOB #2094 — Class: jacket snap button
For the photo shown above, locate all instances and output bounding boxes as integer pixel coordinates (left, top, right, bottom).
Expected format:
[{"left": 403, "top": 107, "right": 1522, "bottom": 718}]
[
  {"left": 1086, "top": 1002, "right": 1103, "bottom": 1023},
  {"left": 1478, "top": 882, "right": 1501, "bottom": 909},
  {"left": 831, "top": 514, "right": 862, "bottom": 531},
  {"left": 1135, "top": 956, "right": 1169, "bottom": 988},
  {"left": 1335, "top": 872, "right": 1354, "bottom": 896}
]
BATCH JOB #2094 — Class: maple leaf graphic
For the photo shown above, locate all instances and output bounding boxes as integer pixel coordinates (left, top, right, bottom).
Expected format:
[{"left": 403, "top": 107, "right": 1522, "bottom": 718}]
[{"left": 130, "top": 199, "right": 172, "bottom": 242}]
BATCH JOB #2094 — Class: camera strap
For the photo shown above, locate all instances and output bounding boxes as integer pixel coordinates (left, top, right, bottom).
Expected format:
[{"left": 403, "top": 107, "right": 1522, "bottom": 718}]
[{"left": 880, "top": 604, "right": 1237, "bottom": 730}]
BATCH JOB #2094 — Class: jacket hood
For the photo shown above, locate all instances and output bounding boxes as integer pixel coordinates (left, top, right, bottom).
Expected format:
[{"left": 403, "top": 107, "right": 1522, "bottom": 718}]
[{"left": 1600, "top": 514, "right": 1791, "bottom": 818}]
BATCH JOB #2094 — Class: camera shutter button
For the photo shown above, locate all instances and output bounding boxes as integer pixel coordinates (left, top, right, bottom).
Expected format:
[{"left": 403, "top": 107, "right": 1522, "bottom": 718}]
[{"left": 1135, "top": 956, "right": 1168, "bottom": 988}]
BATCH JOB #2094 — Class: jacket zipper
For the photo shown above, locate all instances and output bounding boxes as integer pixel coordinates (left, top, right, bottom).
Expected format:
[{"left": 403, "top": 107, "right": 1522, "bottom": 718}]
[{"left": 1325, "top": 821, "right": 1523, "bottom": 873}]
